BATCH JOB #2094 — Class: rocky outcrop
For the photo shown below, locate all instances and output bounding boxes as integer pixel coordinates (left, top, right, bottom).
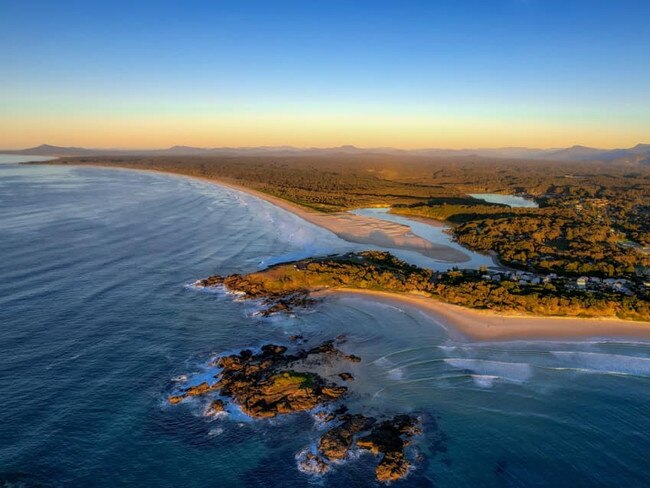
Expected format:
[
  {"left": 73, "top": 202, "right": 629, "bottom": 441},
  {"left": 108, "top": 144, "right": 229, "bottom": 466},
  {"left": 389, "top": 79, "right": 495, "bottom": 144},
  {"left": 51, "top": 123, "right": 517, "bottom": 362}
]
[
  {"left": 167, "top": 381, "right": 219, "bottom": 404},
  {"left": 297, "top": 451, "right": 329, "bottom": 475},
  {"left": 302, "top": 412, "right": 421, "bottom": 483},
  {"left": 318, "top": 414, "right": 375, "bottom": 460},
  {"left": 168, "top": 338, "right": 423, "bottom": 484},
  {"left": 356, "top": 415, "right": 422, "bottom": 482},
  {"left": 169, "top": 341, "right": 353, "bottom": 418},
  {"left": 206, "top": 399, "right": 226, "bottom": 416},
  {"left": 196, "top": 274, "right": 315, "bottom": 316}
]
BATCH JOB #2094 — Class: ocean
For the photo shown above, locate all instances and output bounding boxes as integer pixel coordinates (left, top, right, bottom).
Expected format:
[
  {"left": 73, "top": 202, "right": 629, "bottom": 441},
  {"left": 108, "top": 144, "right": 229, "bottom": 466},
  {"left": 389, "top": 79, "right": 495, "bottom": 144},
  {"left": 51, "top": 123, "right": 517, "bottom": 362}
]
[{"left": 1, "top": 156, "right": 649, "bottom": 487}]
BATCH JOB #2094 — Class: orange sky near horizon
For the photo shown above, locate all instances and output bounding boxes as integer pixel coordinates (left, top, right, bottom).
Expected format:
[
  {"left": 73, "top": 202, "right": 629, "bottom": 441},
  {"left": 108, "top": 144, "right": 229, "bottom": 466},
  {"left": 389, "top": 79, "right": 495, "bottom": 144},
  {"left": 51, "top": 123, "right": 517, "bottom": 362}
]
[{"left": 2, "top": 113, "right": 648, "bottom": 150}]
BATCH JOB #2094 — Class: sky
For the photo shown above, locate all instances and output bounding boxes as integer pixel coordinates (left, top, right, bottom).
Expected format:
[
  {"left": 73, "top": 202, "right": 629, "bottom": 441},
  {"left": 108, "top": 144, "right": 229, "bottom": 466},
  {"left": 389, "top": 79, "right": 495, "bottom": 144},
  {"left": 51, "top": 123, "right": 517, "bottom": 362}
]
[{"left": 1, "top": 0, "right": 649, "bottom": 149}]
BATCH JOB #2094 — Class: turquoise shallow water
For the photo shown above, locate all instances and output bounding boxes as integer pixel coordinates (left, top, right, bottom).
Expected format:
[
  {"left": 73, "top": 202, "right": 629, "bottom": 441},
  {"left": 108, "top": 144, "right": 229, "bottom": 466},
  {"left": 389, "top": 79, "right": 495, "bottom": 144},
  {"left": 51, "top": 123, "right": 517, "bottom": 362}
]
[{"left": 1, "top": 157, "right": 649, "bottom": 487}]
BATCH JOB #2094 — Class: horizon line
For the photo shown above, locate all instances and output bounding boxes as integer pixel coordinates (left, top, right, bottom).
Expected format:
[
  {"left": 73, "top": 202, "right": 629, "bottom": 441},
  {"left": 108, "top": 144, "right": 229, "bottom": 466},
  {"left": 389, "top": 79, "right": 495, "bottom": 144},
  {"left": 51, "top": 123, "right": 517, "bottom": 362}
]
[{"left": 3, "top": 142, "right": 649, "bottom": 152}]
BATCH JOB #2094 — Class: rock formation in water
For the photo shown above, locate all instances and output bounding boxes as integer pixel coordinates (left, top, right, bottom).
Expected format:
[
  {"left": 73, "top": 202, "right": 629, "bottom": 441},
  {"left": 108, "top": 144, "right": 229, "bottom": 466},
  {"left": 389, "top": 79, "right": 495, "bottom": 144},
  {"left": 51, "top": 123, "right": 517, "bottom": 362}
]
[
  {"left": 168, "top": 338, "right": 423, "bottom": 483},
  {"left": 196, "top": 273, "right": 316, "bottom": 317},
  {"left": 168, "top": 341, "right": 350, "bottom": 417},
  {"left": 356, "top": 415, "right": 422, "bottom": 482},
  {"left": 298, "top": 410, "right": 422, "bottom": 483}
]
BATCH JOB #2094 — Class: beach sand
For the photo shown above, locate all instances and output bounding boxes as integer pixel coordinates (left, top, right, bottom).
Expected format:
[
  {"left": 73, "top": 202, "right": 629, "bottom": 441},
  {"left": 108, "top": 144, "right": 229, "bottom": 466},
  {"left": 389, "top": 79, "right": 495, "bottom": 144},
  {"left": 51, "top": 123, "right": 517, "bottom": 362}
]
[
  {"left": 327, "top": 289, "right": 650, "bottom": 341},
  {"left": 203, "top": 178, "right": 469, "bottom": 262}
]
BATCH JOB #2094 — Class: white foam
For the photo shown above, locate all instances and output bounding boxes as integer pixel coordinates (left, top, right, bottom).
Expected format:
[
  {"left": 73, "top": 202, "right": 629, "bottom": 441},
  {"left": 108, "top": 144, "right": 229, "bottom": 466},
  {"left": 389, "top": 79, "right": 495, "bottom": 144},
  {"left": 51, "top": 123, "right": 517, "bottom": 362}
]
[
  {"left": 208, "top": 427, "right": 224, "bottom": 436},
  {"left": 471, "top": 374, "right": 499, "bottom": 388},
  {"left": 550, "top": 351, "right": 650, "bottom": 377},
  {"left": 295, "top": 446, "right": 330, "bottom": 477},
  {"left": 444, "top": 358, "right": 533, "bottom": 383},
  {"left": 373, "top": 357, "right": 394, "bottom": 368},
  {"left": 388, "top": 368, "right": 404, "bottom": 380}
]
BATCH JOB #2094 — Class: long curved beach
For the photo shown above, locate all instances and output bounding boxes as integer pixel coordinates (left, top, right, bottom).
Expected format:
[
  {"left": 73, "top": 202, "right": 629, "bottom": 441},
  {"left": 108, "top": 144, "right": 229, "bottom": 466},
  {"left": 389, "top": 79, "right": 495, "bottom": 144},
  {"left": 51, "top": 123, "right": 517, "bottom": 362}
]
[{"left": 54, "top": 162, "right": 650, "bottom": 342}]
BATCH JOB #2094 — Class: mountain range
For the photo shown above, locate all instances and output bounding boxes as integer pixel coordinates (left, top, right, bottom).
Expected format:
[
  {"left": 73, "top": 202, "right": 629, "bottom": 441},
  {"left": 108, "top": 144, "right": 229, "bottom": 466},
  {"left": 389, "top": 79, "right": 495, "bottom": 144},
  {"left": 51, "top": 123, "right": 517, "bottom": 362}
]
[{"left": 4, "top": 143, "right": 650, "bottom": 164}]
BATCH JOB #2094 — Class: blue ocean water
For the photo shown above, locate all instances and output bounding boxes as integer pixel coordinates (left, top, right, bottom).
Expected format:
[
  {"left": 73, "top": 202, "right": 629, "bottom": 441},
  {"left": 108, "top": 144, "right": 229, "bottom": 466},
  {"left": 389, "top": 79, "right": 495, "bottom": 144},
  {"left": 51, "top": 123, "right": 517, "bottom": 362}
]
[{"left": 1, "top": 157, "right": 649, "bottom": 487}]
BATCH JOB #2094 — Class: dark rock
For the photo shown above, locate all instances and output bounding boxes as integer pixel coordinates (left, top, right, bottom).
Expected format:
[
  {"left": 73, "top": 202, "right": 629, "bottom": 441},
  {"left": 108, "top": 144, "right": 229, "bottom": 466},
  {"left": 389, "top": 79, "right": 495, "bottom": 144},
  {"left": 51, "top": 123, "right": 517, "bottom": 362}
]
[
  {"left": 261, "top": 344, "right": 287, "bottom": 355},
  {"left": 356, "top": 415, "right": 422, "bottom": 482},
  {"left": 297, "top": 451, "right": 330, "bottom": 475},
  {"left": 168, "top": 381, "right": 219, "bottom": 404},
  {"left": 376, "top": 450, "right": 410, "bottom": 482},
  {"left": 206, "top": 399, "right": 226, "bottom": 416},
  {"left": 318, "top": 414, "right": 375, "bottom": 461},
  {"left": 338, "top": 372, "right": 354, "bottom": 381},
  {"left": 172, "top": 341, "right": 351, "bottom": 417},
  {"left": 197, "top": 275, "right": 225, "bottom": 287}
]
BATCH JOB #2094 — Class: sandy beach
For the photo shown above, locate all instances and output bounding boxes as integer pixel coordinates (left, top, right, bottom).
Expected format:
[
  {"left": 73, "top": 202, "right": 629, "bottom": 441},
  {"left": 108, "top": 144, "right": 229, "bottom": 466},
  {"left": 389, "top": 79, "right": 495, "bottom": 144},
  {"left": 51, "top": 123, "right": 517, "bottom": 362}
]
[
  {"left": 196, "top": 176, "right": 469, "bottom": 262},
  {"left": 50, "top": 163, "right": 470, "bottom": 263},
  {"left": 328, "top": 288, "right": 650, "bottom": 341}
]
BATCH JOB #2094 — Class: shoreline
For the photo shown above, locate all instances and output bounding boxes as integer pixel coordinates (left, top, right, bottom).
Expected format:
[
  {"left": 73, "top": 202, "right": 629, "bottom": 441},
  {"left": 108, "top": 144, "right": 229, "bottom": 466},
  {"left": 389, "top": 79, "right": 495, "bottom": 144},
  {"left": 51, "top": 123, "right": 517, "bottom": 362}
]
[
  {"left": 39, "top": 162, "right": 470, "bottom": 263},
  {"left": 28, "top": 159, "right": 650, "bottom": 342},
  {"left": 325, "top": 288, "right": 650, "bottom": 341}
]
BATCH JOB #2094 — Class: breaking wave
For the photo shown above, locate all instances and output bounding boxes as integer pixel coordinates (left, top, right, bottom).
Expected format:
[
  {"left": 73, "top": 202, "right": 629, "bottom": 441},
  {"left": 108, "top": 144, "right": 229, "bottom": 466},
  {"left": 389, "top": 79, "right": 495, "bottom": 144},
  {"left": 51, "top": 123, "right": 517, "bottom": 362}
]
[
  {"left": 549, "top": 351, "right": 650, "bottom": 377},
  {"left": 444, "top": 358, "right": 533, "bottom": 383}
]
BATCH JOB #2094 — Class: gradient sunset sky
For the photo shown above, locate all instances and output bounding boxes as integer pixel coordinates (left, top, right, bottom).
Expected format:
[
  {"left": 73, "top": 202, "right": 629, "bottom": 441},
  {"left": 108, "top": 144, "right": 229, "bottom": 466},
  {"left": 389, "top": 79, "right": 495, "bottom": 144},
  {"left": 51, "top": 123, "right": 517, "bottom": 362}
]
[{"left": 2, "top": 0, "right": 649, "bottom": 149}]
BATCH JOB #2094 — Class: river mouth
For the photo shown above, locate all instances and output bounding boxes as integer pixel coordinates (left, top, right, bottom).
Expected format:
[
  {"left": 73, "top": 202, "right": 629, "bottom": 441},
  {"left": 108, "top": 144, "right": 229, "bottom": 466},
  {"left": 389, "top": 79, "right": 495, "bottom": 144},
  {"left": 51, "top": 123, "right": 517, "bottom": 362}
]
[{"left": 350, "top": 207, "right": 497, "bottom": 271}]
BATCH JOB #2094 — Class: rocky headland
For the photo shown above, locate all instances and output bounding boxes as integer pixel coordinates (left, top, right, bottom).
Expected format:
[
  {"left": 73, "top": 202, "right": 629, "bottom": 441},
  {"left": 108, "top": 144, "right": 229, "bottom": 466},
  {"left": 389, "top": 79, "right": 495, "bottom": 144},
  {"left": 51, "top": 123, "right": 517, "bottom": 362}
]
[{"left": 196, "top": 250, "right": 650, "bottom": 322}]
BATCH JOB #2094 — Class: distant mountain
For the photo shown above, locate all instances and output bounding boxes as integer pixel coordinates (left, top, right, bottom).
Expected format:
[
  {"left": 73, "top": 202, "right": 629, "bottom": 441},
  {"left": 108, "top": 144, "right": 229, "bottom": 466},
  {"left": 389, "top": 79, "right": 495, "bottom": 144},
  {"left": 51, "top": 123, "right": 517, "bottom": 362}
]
[
  {"left": 6, "top": 144, "right": 95, "bottom": 156},
  {"left": 163, "top": 145, "right": 212, "bottom": 155},
  {"left": 3, "top": 143, "right": 649, "bottom": 164},
  {"left": 539, "top": 144, "right": 650, "bottom": 164},
  {"left": 409, "top": 147, "right": 556, "bottom": 159},
  {"left": 541, "top": 145, "right": 607, "bottom": 161}
]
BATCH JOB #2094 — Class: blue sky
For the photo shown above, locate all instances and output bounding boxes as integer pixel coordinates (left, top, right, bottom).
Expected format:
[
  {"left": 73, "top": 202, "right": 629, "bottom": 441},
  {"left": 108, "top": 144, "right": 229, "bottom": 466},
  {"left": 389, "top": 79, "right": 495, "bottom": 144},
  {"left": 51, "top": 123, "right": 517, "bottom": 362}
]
[{"left": 1, "top": 0, "right": 649, "bottom": 148}]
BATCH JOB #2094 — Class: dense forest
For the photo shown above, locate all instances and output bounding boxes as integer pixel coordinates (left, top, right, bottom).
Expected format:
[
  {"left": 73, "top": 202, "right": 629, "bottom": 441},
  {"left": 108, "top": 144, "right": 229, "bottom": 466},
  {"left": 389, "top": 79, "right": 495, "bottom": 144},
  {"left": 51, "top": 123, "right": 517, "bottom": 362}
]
[
  {"left": 40, "top": 154, "right": 650, "bottom": 282},
  {"left": 393, "top": 191, "right": 649, "bottom": 278}
]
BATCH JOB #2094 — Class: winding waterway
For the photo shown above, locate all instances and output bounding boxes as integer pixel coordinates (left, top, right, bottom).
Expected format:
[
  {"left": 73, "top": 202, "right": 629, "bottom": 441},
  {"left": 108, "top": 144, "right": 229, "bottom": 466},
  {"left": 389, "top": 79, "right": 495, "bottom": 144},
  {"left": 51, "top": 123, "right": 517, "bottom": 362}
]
[{"left": 2, "top": 157, "right": 649, "bottom": 487}]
